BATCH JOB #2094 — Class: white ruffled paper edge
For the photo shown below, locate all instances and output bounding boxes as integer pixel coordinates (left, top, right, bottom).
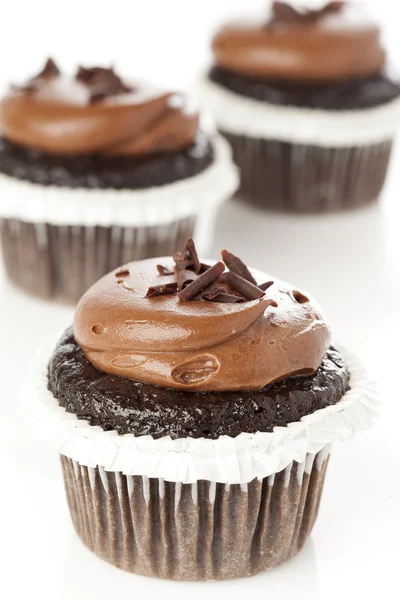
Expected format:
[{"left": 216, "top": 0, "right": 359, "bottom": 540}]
[
  {"left": 19, "top": 338, "right": 379, "bottom": 484},
  {"left": 201, "top": 77, "right": 400, "bottom": 148},
  {"left": 0, "top": 135, "right": 239, "bottom": 227}
]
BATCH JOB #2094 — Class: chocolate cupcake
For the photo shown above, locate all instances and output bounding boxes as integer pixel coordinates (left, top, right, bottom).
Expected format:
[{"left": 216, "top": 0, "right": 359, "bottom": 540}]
[
  {"left": 22, "top": 238, "right": 378, "bottom": 580},
  {"left": 0, "top": 60, "right": 238, "bottom": 302},
  {"left": 202, "top": 1, "right": 400, "bottom": 212}
]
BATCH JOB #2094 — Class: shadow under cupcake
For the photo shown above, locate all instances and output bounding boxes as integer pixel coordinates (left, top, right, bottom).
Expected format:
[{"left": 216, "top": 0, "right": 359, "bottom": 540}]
[
  {"left": 203, "top": 1, "right": 400, "bottom": 213},
  {"left": 0, "top": 60, "right": 238, "bottom": 303},
  {"left": 21, "top": 238, "right": 379, "bottom": 580}
]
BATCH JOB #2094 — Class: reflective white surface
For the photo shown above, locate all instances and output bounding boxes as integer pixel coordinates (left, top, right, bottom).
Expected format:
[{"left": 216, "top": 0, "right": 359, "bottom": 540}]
[{"left": 0, "top": 1, "right": 399, "bottom": 598}]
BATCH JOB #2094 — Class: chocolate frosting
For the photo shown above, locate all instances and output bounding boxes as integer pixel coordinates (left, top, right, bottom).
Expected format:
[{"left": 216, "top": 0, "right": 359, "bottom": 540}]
[
  {"left": 0, "top": 60, "right": 199, "bottom": 156},
  {"left": 212, "top": 2, "right": 386, "bottom": 83},
  {"left": 73, "top": 255, "right": 331, "bottom": 393}
]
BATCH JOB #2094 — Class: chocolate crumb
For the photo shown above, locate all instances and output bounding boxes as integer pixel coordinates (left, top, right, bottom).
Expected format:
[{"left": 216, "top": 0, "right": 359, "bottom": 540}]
[{"left": 115, "top": 268, "right": 130, "bottom": 277}]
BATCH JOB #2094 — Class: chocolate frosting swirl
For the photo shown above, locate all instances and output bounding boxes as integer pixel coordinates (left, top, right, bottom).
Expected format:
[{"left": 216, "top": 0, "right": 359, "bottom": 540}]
[
  {"left": 212, "top": 2, "right": 386, "bottom": 83},
  {"left": 0, "top": 60, "right": 198, "bottom": 156},
  {"left": 74, "top": 251, "right": 331, "bottom": 393}
]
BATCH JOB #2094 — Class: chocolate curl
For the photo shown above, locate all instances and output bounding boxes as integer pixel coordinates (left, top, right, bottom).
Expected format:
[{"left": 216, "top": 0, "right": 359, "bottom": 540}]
[
  {"left": 177, "top": 270, "right": 198, "bottom": 292},
  {"left": 156, "top": 264, "right": 174, "bottom": 276},
  {"left": 174, "top": 238, "right": 202, "bottom": 274},
  {"left": 37, "top": 58, "right": 60, "bottom": 78},
  {"left": 75, "top": 65, "right": 133, "bottom": 103},
  {"left": 173, "top": 252, "right": 192, "bottom": 271},
  {"left": 271, "top": 1, "right": 344, "bottom": 25},
  {"left": 146, "top": 282, "right": 178, "bottom": 298},
  {"left": 205, "top": 292, "right": 244, "bottom": 304},
  {"left": 321, "top": 2, "right": 345, "bottom": 16},
  {"left": 178, "top": 262, "right": 225, "bottom": 301},
  {"left": 221, "top": 249, "right": 258, "bottom": 285},
  {"left": 259, "top": 281, "right": 274, "bottom": 291},
  {"left": 223, "top": 272, "right": 266, "bottom": 301},
  {"left": 272, "top": 1, "right": 301, "bottom": 22},
  {"left": 14, "top": 58, "right": 60, "bottom": 94},
  {"left": 186, "top": 237, "right": 201, "bottom": 274},
  {"left": 200, "top": 263, "right": 212, "bottom": 273}
]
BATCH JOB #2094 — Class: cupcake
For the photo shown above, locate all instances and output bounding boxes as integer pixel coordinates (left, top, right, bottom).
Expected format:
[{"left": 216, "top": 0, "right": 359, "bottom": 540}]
[
  {"left": 0, "top": 59, "right": 238, "bottom": 302},
  {"left": 22, "top": 238, "right": 378, "bottom": 580},
  {"left": 202, "top": 1, "right": 400, "bottom": 212}
]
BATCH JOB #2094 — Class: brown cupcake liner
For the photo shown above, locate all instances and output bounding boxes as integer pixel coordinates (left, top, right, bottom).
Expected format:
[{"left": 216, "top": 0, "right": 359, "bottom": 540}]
[
  {"left": 0, "top": 217, "right": 195, "bottom": 303},
  {"left": 60, "top": 448, "right": 330, "bottom": 581},
  {"left": 222, "top": 131, "right": 393, "bottom": 213}
]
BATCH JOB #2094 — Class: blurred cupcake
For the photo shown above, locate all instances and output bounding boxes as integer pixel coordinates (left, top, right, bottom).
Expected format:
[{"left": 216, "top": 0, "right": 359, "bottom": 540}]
[
  {"left": 22, "top": 238, "right": 378, "bottom": 580},
  {"left": 203, "top": 1, "right": 400, "bottom": 212},
  {"left": 0, "top": 59, "right": 238, "bottom": 302}
]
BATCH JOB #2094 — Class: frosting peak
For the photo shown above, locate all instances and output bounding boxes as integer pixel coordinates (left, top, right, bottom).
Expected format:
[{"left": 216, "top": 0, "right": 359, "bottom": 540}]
[
  {"left": 0, "top": 59, "right": 199, "bottom": 156},
  {"left": 212, "top": 2, "right": 386, "bottom": 83},
  {"left": 74, "top": 239, "right": 331, "bottom": 393}
]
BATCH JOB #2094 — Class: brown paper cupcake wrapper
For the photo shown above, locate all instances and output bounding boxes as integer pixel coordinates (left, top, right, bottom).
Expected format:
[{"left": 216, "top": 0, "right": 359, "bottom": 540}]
[
  {"left": 222, "top": 131, "right": 393, "bottom": 213},
  {"left": 61, "top": 447, "right": 330, "bottom": 581},
  {"left": 0, "top": 217, "right": 196, "bottom": 303}
]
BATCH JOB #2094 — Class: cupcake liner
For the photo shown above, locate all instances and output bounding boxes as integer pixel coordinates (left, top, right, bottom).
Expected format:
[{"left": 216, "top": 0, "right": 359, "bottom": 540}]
[
  {"left": 0, "top": 134, "right": 236, "bottom": 302},
  {"left": 223, "top": 132, "right": 393, "bottom": 212},
  {"left": 20, "top": 342, "right": 379, "bottom": 484},
  {"left": 0, "top": 217, "right": 198, "bottom": 303},
  {"left": 60, "top": 447, "right": 330, "bottom": 580},
  {"left": 0, "top": 135, "right": 238, "bottom": 227},
  {"left": 202, "top": 78, "right": 400, "bottom": 148}
]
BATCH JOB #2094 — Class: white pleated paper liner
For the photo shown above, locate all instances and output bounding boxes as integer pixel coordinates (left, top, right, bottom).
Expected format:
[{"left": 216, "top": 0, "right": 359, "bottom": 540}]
[
  {"left": 20, "top": 337, "right": 379, "bottom": 485},
  {"left": 0, "top": 135, "right": 239, "bottom": 227},
  {"left": 201, "top": 78, "right": 400, "bottom": 148}
]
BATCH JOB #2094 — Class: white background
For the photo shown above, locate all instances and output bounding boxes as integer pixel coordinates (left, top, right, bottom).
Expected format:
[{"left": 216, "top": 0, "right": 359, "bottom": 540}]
[{"left": 0, "top": 1, "right": 399, "bottom": 599}]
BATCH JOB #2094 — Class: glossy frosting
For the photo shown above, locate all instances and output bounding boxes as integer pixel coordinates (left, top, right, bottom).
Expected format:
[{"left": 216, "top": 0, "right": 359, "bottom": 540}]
[
  {"left": 0, "top": 62, "right": 199, "bottom": 156},
  {"left": 73, "top": 257, "right": 331, "bottom": 392},
  {"left": 212, "top": 2, "right": 386, "bottom": 83}
]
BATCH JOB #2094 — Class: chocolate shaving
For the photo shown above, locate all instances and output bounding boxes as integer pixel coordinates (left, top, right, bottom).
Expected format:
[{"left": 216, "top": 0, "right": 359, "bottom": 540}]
[
  {"left": 145, "top": 237, "right": 278, "bottom": 307},
  {"left": 177, "top": 270, "right": 198, "bottom": 292},
  {"left": 259, "top": 281, "right": 274, "bottom": 291},
  {"left": 221, "top": 249, "right": 258, "bottom": 285},
  {"left": 223, "top": 272, "right": 266, "bottom": 301},
  {"left": 270, "top": 1, "right": 344, "bottom": 26},
  {"left": 178, "top": 262, "right": 225, "bottom": 301},
  {"left": 146, "top": 282, "right": 178, "bottom": 298},
  {"left": 157, "top": 264, "right": 174, "bottom": 276},
  {"left": 75, "top": 65, "right": 133, "bottom": 103}
]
